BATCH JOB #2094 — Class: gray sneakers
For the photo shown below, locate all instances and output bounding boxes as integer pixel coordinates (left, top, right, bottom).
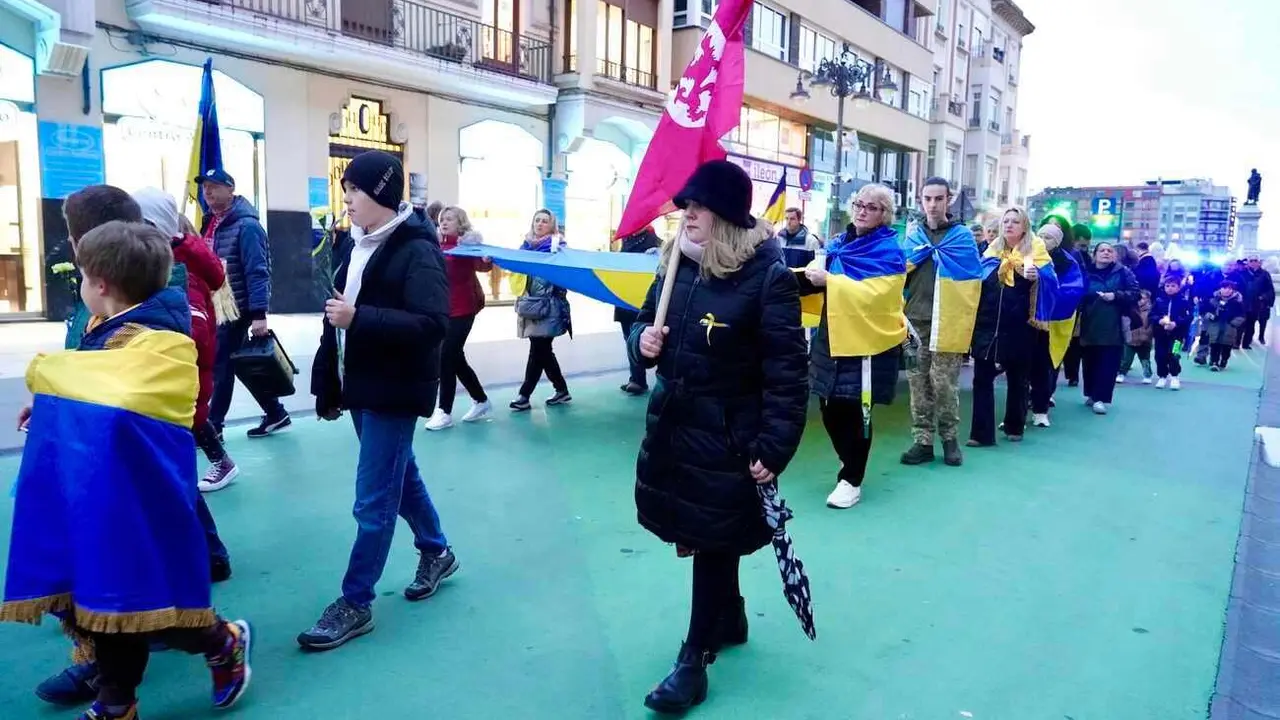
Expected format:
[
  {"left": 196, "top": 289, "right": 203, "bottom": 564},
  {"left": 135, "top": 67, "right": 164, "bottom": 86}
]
[
  {"left": 405, "top": 549, "right": 460, "bottom": 601},
  {"left": 296, "top": 598, "right": 374, "bottom": 651}
]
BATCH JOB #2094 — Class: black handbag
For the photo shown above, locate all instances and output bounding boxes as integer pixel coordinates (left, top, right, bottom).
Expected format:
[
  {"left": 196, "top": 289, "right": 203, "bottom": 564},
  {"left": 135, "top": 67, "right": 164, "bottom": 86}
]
[{"left": 230, "top": 329, "right": 299, "bottom": 398}]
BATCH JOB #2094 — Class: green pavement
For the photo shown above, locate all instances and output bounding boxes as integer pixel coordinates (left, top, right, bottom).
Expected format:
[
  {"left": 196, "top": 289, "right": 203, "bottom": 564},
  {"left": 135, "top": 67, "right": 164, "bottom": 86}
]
[{"left": 0, "top": 349, "right": 1265, "bottom": 719}]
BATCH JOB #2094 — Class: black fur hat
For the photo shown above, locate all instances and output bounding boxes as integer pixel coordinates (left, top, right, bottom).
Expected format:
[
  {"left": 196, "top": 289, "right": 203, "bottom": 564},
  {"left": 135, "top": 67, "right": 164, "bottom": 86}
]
[{"left": 673, "top": 160, "right": 756, "bottom": 229}]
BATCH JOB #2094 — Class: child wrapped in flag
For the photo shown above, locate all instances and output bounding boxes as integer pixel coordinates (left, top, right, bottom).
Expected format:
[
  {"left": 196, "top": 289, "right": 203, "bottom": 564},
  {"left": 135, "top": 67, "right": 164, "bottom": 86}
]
[
  {"left": 968, "top": 207, "right": 1059, "bottom": 446},
  {"left": 1027, "top": 221, "right": 1086, "bottom": 426},
  {"left": 2, "top": 221, "right": 252, "bottom": 720},
  {"left": 797, "top": 184, "right": 907, "bottom": 509}
]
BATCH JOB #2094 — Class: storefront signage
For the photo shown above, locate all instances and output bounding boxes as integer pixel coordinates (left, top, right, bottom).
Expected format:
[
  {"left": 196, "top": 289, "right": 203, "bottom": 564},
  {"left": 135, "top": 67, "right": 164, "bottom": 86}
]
[
  {"left": 115, "top": 116, "right": 194, "bottom": 145},
  {"left": 542, "top": 177, "right": 567, "bottom": 225},
  {"left": 330, "top": 97, "right": 403, "bottom": 152},
  {"left": 38, "top": 122, "right": 105, "bottom": 200},
  {"left": 308, "top": 177, "right": 329, "bottom": 210}
]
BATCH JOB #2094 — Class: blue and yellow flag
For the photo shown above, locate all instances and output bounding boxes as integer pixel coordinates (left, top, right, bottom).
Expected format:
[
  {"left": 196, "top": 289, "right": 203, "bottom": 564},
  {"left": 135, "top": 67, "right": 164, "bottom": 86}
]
[
  {"left": 905, "top": 224, "right": 983, "bottom": 353},
  {"left": 981, "top": 236, "right": 1060, "bottom": 330},
  {"left": 802, "top": 224, "right": 907, "bottom": 357},
  {"left": 762, "top": 175, "right": 787, "bottom": 226},
  {"left": 449, "top": 243, "right": 658, "bottom": 310},
  {"left": 1046, "top": 250, "right": 1086, "bottom": 367},
  {"left": 183, "top": 58, "right": 223, "bottom": 228},
  {"left": 1, "top": 328, "right": 214, "bottom": 635}
]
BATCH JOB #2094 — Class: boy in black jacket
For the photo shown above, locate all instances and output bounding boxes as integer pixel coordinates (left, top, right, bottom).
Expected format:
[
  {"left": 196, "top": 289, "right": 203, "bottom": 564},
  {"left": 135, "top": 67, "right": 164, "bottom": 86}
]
[{"left": 1153, "top": 276, "right": 1194, "bottom": 389}]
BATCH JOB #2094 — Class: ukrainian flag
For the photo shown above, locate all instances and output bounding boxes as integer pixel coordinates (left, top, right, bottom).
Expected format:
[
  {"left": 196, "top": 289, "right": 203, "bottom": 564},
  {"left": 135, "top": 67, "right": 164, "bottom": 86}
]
[
  {"left": 1046, "top": 251, "right": 1085, "bottom": 366},
  {"left": 981, "top": 236, "right": 1060, "bottom": 330},
  {"left": 762, "top": 175, "right": 787, "bottom": 226},
  {"left": 448, "top": 243, "right": 658, "bottom": 311},
  {"left": 1, "top": 329, "right": 215, "bottom": 636},
  {"left": 183, "top": 58, "right": 223, "bottom": 228},
  {"left": 803, "top": 224, "right": 907, "bottom": 356},
  {"left": 905, "top": 225, "right": 983, "bottom": 353}
]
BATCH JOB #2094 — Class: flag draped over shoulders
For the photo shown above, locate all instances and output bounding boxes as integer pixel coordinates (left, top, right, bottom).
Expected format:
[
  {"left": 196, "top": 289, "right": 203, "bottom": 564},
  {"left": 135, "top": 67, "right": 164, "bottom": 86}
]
[
  {"left": 1047, "top": 250, "right": 1086, "bottom": 366},
  {"left": 981, "top": 236, "right": 1060, "bottom": 330},
  {"left": 906, "top": 225, "right": 982, "bottom": 353},
  {"left": 811, "top": 225, "right": 907, "bottom": 357},
  {"left": 1, "top": 309, "right": 213, "bottom": 638}
]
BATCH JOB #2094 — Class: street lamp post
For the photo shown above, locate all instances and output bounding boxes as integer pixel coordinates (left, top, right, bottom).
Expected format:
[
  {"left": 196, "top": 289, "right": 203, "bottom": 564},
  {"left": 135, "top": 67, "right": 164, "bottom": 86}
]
[{"left": 790, "top": 44, "right": 897, "bottom": 236}]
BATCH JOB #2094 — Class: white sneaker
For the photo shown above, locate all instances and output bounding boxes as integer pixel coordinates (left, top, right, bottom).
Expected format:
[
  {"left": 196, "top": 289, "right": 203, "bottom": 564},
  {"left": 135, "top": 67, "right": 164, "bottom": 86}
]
[
  {"left": 826, "top": 480, "right": 861, "bottom": 509},
  {"left": 1116, "top": 374, "right": 1126, "bottom": 384},
  {"left": 1032, "top": 413, "right": 1051, "bottom": 428},
  {"left": 425, "top": 410, "right": 454, "bottom": 431},
  {"left": 1092, "top": 401, "right": 1108, "bottom": 415},
  {"left": 461, "top": 401, "right": 492, "bottom": 423},
  {"left": 1170, "top": 377, "right": 1182, "bottom": 391},
  {"left": 1142, "top": 376, "right": 1153, "bottom": 385},
  {"left": 1155, "top": 377, "right": 1168, "bottom": 389}
]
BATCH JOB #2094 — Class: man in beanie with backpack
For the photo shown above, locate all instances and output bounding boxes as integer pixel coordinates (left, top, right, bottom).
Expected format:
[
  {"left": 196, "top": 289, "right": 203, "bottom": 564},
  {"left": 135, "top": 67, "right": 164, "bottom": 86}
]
[{"left": 300, "top": 150, "right": 457, "bottom": 651}]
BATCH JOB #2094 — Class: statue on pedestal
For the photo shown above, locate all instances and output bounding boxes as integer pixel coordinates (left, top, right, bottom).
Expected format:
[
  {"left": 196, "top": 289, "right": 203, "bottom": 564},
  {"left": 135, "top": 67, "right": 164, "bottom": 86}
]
[{"left": 1247, "top": 169, "right": 1262, "bottom": 205}]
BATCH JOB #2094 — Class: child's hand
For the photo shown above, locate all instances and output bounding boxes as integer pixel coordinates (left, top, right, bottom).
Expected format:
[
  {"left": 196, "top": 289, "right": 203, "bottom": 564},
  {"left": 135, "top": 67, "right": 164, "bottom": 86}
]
[{"left": 16, "top": 405, "right": 31, "bottom": 432}]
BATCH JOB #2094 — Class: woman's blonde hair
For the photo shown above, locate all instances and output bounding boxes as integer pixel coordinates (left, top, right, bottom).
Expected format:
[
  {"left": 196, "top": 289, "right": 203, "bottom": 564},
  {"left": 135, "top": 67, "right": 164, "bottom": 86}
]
[
  {"left": 853, "top": 183, "right": 896, "bottom": 227},
  {"left": 987, "top": 206, "right": 1033, "bottom": 255},
  {"left": 659, "top": 203, "right": 770, "bottom": 279},
  {"left": 526, "top": 208, "right": 560, "bottom": 241},
  {"left": 441, "top": 205, "right": 472, "bottom": 235}
]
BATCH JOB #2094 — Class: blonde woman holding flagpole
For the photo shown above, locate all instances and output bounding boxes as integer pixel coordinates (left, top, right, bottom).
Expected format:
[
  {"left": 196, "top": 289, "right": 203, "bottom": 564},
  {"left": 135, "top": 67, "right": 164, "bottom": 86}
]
[{"left": 629, "top": 159, "right": 808, "bottom": 713}]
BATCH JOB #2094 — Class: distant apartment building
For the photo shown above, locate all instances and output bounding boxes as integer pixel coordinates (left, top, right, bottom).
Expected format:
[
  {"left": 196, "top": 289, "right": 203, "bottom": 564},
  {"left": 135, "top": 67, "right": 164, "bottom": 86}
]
[
  {"left": 1029, "top": 178, "right": 1237, "bottom": 251},
  {"left": 919, "top": 0, "right": 1034, "bottom": 213}
]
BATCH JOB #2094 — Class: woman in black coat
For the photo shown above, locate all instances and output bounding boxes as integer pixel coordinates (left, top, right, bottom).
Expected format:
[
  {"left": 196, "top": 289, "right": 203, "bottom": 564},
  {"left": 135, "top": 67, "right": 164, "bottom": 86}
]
[
  {"left": 1078, "top": 242, "right": 1139, "bottom": 414},
  {"left": 968, "top": 207, "right": 1042, "bottom": 446},
  {"left": 302, "top": 151, "right": 457, "bottom": 651},
  {"left": 629, "top": 160, "right": 808, "bottom": 714}
]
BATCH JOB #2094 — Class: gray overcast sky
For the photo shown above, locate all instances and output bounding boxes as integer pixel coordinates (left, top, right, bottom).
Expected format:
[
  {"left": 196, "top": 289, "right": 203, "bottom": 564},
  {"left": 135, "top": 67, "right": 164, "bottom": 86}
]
[{"left": 1016, "top": 0, "right": 1278, "bottom": 206}]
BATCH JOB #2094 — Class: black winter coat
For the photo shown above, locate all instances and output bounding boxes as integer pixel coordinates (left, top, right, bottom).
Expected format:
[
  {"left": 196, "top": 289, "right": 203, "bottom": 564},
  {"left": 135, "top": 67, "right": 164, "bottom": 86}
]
[
  {"left": 970, "top": 262, "right": 1036, "bottom": 364},
  {"left": 628, "top": 245, "right": 808, "bottom": 555},
  {"left": 312, "top": 213, "right": 450, "bottom": 418},
  {"left": 1152, "top": 292, "right": 1194, "bottom": 341},
  {"left": 1078, "top": 263, "right": 1139, "bottom": 347}
]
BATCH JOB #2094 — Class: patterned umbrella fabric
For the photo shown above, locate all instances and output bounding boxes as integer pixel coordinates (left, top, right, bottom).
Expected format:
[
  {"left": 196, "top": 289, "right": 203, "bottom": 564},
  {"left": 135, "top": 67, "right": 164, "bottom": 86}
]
[{"left": 758, "top": 482, "right": 816, "bottom": 640}]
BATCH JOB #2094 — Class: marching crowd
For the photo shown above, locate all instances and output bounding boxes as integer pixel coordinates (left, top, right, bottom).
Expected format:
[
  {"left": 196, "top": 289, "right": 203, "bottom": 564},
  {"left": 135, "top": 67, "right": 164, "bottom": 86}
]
[{"left": 1, "top": 151, "right": 1272, "bottom": 718}]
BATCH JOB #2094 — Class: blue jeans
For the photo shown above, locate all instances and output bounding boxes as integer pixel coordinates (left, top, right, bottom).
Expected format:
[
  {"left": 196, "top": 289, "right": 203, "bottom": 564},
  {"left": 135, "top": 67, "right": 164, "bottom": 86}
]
[
  {"left": 208, "top": 318, "right": 287, "bottom": 431},
  {"left": 341, "top": 410, "right": 448, "bottom": 608}
]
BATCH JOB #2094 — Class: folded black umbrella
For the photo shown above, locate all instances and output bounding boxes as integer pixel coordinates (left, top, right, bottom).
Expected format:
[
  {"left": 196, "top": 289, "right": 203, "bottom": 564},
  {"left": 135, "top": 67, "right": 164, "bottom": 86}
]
[{"left": 759, "top": 482, "right": 816, "bottom": 640}]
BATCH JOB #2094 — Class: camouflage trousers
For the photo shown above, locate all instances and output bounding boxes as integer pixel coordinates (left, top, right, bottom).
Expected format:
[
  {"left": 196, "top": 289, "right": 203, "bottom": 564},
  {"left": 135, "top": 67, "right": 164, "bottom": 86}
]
[{"left": 906, "top": 349, "right": 965, "bottom": 444}]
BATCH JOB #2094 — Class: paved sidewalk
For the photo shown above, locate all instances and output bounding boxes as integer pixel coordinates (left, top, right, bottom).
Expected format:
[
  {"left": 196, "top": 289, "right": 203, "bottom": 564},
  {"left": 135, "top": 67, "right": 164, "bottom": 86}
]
[
  {"left": 0, "top": 346, "right": 1265, "bottom": 718},
  {"left": 0, "top": 299, "right": 624, "bottom": 453}
]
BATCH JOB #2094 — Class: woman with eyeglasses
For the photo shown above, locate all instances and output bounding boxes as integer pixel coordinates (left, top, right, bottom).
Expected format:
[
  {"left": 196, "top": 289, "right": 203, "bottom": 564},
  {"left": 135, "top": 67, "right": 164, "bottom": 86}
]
[{"left": 802, "top": 185, "right": 906, "bottom": 509}]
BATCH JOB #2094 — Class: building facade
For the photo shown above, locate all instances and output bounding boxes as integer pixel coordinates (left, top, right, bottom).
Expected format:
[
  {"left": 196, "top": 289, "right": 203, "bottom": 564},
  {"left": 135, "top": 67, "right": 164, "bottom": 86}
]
[
  {"left": 674, "top": 0, "right": 936, "bottom": 237},
  {"left": 920, "top": 0, "right": 1032, "bottom": 217},
  {"left": 1030, "top": 179, "right": 1237, "bottom": 253}
]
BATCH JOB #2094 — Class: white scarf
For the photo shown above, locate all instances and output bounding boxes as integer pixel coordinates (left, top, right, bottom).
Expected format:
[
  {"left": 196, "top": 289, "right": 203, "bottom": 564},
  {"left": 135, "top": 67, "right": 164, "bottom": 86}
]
[
  {"left": 679, "top": 234, "right": 706, "bottom": 264},
  {"left": 338, "top": 202, "right": 413, "bottom": 377}
]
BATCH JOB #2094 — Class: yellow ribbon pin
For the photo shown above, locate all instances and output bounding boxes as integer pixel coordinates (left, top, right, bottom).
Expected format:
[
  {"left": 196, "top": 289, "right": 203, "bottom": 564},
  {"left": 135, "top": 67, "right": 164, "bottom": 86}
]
[{"left": 699, "top": 313, "right": 728, "bottom": 344}]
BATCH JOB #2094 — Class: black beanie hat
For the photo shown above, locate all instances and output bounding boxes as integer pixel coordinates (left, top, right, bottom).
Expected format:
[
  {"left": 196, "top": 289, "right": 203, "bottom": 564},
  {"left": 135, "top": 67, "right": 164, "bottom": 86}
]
[
  {"left": 342, "top": 151, "right": 404, "bottom": 211},
  {"left": 673, "top": 159, "right": 756, "bottom": 229}
]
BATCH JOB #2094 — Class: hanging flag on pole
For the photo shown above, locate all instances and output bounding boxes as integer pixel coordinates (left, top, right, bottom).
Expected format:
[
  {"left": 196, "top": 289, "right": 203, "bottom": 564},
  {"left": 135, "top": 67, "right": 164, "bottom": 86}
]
[
  {"left": 762, "top": 174, "right": 788, "bottom": 225},
  {"left": 183, "top": 58, "right": 223, "bottom": 230},
  {"left": 615, "top": 0, "right": 753, "bottom": 238}
]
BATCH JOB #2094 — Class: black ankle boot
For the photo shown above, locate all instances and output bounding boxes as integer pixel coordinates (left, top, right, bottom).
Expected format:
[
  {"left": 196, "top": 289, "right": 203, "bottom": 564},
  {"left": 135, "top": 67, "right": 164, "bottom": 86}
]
[
  {"left": 713, "top": 596, "right": 748, "bottom": 650},
  {"left": 643, "top": 643, "right": 714, "bottom": 714}
]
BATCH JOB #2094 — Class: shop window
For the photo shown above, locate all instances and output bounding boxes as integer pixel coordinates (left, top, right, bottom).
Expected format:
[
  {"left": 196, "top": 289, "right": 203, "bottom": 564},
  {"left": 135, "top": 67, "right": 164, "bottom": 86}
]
[
  {"left": 596, "top": 0, "right": 658, "bottom": 89},
  {"left": 749, "top": 3, "right": 788, "bottom": 61},
  {"left": 0, "top": 44, "right": 39, "bottom": 315},
  {"left": 100, "top": 60, "right": 266, "bottom": 227}
]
